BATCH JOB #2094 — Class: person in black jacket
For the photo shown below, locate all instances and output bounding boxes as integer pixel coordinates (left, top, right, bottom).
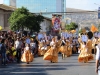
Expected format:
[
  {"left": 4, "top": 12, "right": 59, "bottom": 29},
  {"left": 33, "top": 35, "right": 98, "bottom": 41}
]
[
  {"left": 1, "top": 43, "right": 7, "bottom": 65},
  {"left": 34, "top": 37, "right": 39, "bottom": 57}
]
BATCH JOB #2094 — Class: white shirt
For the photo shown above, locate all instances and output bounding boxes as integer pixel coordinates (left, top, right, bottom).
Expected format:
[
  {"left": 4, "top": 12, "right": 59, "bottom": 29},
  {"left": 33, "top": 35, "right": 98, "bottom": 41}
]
[
  {"left": 30, "top": 43, "right": 36, "bottom": 48},
  {"left": 50, "top": 41, "right": 55, "bottom": 46},
  {"left": 15, "top": 40, "right": 22, "bottom": 48},
  {"left": 25, "top": 46, "right": 29, "bottom": 51},
  {"left": 50, "top": 41, "right": 56, "bottom": 49},
  {"left": 96, "top": 43, "right": 100, "bottom": 60}
]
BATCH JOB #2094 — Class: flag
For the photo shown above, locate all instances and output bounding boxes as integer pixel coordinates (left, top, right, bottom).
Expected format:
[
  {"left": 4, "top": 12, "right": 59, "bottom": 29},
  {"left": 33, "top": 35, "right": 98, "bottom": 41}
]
[{"left": 91, "top": 25, "right": 98, "bottom": 32}]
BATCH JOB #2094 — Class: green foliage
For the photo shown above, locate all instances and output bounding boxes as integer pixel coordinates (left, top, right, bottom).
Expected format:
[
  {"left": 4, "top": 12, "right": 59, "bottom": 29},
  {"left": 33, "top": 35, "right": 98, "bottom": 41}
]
[
  {"left": 65, "top": 24, "right": 71, "bottom": 31},
  {"left": 9, "top": 7, "right": 29, "bottom": 31},
  {"left": 9, "top": 6, "right": 44, "bottom": 32},
  {"left": 26, "top": 14, "right": 44, "bottom": 32},
  {"left": 65, "top": 22, "right": 78, "bottom": 31}
]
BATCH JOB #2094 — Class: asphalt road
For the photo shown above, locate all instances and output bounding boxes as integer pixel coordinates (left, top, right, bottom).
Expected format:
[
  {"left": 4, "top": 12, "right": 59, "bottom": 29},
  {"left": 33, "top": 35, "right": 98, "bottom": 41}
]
[{"left": 0, "top": 54, "right": 97, "bottom": 75}]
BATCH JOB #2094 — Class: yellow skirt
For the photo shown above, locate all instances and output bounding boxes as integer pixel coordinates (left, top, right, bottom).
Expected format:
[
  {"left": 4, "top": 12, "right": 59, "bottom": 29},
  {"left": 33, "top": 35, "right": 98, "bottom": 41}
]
[
  {"left": 78, "top": 53, "right": 93, "bottom": 62},
  {"left": 67, "top": 46, "right": 72, "bottom": 57},
  {"left": 59, "top": 46, "right": 67, "bottom": 54},
  {"left": 21, "top": 50, "right": 34, "bottom": 63},
  {"left": 43, "top": 47, "right": 58, "bottom": 63}
]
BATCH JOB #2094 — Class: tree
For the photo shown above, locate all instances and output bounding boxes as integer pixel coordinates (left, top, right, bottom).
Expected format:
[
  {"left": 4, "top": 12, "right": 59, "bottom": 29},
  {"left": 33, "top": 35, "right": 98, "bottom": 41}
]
[
  {"left": 27, "top": 14, "right": 44, "bottom": 32},
  {"left": 65, "top": 22, "right": 78, "bottom": 31},
  {"left": 9, "top": 6, "right": 44, "bottom": 32},
  {"left": 9, "top": 7, "right": 30, "bottom": 31},
  {"left": 65, "top": 24, "right": 71, "bottom": 31}
]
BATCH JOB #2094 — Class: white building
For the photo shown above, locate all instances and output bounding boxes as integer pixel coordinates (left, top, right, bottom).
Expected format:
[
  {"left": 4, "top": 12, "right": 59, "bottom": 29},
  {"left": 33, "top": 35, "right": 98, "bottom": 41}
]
[
  {"left": 40, "top": 17, "right": 51, "bottom": 32},
  {"left": 0, "top": 4, "right": 16, "bottom": 30},
  {"left": 66, "top": 8, "right": 99, "bottom": 29}
]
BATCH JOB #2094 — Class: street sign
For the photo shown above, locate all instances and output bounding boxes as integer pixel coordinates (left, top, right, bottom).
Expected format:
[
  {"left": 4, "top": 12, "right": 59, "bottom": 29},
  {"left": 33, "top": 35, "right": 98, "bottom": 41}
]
[{"left": 98, "top": 7, "right": 100, "bottom": 19}]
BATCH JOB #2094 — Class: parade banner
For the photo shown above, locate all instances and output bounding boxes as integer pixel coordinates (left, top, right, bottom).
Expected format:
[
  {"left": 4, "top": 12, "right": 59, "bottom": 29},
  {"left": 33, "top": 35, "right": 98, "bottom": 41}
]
[{"left": 52, "top": 15, "right": 61, "bottom": 32}]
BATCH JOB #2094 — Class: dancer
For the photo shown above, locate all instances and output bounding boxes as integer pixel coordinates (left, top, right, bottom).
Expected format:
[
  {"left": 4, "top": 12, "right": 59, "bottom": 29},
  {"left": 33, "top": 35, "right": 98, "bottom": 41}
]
[
  {"left": 43, "top": 38, "right": 58, "bottom": 63},
  {"left": 78, "top": 42, "right": 88, "bottom": 63},
  {"left": 21, "top": 44, "right": 33, "bottom": 64},
  {"left": 78, "top": 32, "right": 94, "bottom": 63},
  {"left": 60, "top": 37, "right": 67, "bottom": 59}
]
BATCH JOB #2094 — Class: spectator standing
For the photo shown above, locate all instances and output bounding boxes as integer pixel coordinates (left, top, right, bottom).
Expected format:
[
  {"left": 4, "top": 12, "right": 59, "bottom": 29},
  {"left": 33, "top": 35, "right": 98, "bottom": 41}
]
[
  {"left": 1, "top": 42, "right": 7, "bottom": 65},
  {"left": 14, "top": 37, "right": 22, "bottom": 63}
]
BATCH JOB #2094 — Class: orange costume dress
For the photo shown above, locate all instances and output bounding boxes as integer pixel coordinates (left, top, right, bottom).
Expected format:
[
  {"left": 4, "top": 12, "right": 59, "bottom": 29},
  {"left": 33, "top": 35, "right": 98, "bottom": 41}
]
[
  {"left": 59, "top": 40, "right": 67, "bottom": 56},
  {"left": 21, "top": 46, "right": 33, "bottom": 63},
  {"left": 43, "top": 40, "right": 58, "bottom": 63},
  {"left": 78, "top": 40, "right": 93, "bottom": 63},
  {"left": 67, "top": 40, "right": 72, "bottom": 57},
  {"left": 38, "top": 41, "right": 46, "bottom": 56},
  {"left": 78, "top": 43, "right": 89, "bottom": 63},
  {"left": 86, "top": 39, "right": 94, "bottom": 61}
]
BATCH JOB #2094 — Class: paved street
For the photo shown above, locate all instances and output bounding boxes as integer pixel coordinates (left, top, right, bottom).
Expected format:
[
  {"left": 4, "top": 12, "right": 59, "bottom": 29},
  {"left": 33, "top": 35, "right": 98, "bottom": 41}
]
[{"left": 0, "top": 54, "right": 97, "bottom": 75}]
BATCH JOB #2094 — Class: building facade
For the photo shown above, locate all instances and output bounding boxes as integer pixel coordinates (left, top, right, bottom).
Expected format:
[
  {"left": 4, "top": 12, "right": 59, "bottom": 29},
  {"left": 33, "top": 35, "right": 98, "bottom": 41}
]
[
  {"left": 40, "top": 18, "right": 52, "bottom": 32},
  {"left": 0, "top": 4, "right": 16, "bottom": 31},
  {"left": 3, "top": 0, "right": 66, "bottom": 18},
  {"left": 65, "top": 8, "right": 99, "bottom": 29}
]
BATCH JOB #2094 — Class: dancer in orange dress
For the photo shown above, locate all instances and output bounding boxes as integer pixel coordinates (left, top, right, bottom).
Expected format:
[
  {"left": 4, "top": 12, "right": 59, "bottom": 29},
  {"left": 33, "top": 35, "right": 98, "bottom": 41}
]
[
  {"left": 67, "top": 38, "right": 72, "bottom": 57},
  {"left": 86, "top": 38, "right": 94, "bottom": 61},
  {"left": 59, "top": 37, "right": 67, "bottom": 59},
  {"left": 38, "top": 39, "right": 44, "bottom": 56},
  {"left": 21, "top": 44, "right": 33, "bottom": 64},
  {"left": 78, "top": 32, "right": 94, "bottom": 63},
  {"left": 43, "top": 38, "right": 58, "bottom": 63},
  {"left": 78, "top": 42, "right": 89, "bottom": 63}
]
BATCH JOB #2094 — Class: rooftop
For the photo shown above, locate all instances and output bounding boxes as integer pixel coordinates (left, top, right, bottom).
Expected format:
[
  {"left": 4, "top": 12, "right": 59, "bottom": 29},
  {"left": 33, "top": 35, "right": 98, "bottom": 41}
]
[
  {"left": 0, "top": 4, "right": 16, "bottom": 11},
  {"left": 66, "top": 8, "right": 97, "bottom": 13}
]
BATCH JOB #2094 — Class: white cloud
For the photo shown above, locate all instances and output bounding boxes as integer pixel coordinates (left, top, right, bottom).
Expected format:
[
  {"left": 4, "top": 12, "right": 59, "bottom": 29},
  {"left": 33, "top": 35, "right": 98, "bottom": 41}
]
[{"left": 0, "top": 0, "right": 3, "bottom": 4}]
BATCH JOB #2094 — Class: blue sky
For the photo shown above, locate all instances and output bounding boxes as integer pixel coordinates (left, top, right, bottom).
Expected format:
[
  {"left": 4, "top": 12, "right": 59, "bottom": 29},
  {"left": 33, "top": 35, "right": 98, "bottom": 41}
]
[
  {"left": 0, "top": 0, "right": 100, "bottom": 11},
  {"left": 66, "top": 0, "right": 100, "bottom": 10}
]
